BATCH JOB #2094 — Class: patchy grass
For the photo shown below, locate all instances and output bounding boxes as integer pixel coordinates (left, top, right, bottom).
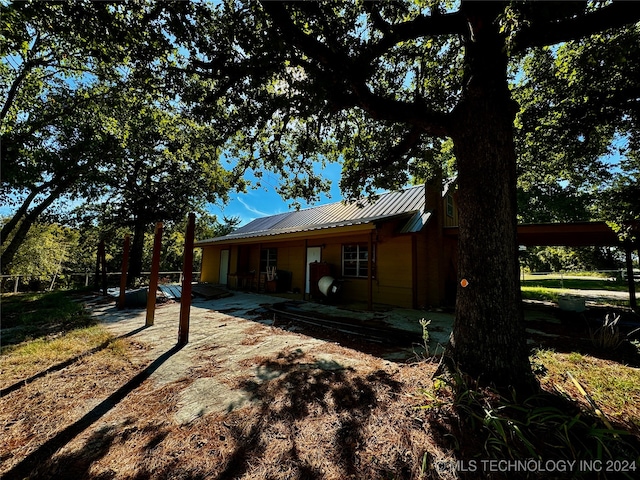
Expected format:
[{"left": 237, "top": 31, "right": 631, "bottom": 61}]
[
  {"left": 416, "top": 347, "right": 640, "bottom": 477},
  {"left": 532, "top": 349, "right": 640, "bottom": 429},
  {"left": 1, "top": 291, "right": 97, "bottom": 346},
  {"left": 0, "top": 326, "right": 114, "bottom": 389},
  {"left": 522, "top": 276, "right": 628, "bottom": 292},
  {"left": 521, "top": 286, "right": 561, "bottom": 303},
  {"left": 521, "top": 285, "right": 631, "bottom": 307}
]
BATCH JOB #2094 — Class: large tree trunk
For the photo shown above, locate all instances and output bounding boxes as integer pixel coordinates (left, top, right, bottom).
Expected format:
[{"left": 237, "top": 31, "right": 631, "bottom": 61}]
[
  {"left": 447, "top": 4, "right": 537, "bottom": 394},
  {"left": 127, "top": 220, "right": 147, "bottom": 287}
]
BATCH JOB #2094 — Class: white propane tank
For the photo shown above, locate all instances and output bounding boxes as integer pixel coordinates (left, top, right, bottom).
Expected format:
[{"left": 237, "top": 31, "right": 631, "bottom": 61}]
[{"left": 318, "top": 275, "right": 338, "bottom": 297}]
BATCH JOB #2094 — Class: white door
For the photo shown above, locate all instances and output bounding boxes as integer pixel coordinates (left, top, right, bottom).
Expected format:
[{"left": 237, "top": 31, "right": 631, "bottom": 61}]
[
  {"left": 305, "top": 247, "right": 322, "bottom": 293},
  {"left": 219, "top": 250, "right": 229, "bottom": 286}
]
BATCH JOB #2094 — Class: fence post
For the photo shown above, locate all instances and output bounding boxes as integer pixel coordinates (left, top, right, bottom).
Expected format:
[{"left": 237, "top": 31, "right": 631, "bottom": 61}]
[
  {"left": 146, "top": 223, "right": 163, "bottom": 326},
  {"left": 118, "top": 234, "right": 131, "bottom": 310},
  {"left": 625, "top": 246, "right": 637, "bottom": 310},
  {"left": 13, "top": 275, "right": 19, "bottom": 293},
  {"left": 101, "top": 240, "right": 108, "bottom": 296},
  {"left": 179, "top": 213, "right": 195, "bottom": 345},
  {"left": 95, "top": 240, "right": 104, "bottom": 291}
]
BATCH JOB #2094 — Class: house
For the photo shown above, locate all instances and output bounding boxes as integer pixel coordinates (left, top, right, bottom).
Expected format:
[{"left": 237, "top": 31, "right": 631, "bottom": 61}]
[
  {"left": 196, "top": 181, "right": 459, "bottom": 309},
  {"left": 196, "top": 179, "right": 640, "bottom": 310}
]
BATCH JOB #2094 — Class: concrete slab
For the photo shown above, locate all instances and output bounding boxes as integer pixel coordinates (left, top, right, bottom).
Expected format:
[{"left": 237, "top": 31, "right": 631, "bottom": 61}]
[
  {"left": 86, "top": 292, "right": 378, "bottom": 425},
  {"left": 87, "top": 289, "right": 618, "bottom": 425}
]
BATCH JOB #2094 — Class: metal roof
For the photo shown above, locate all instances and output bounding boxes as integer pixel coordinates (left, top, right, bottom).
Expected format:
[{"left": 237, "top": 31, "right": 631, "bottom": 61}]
[
  {"left": 400, "top": 210, "right": 433, "bottom": 234},
  {"left": 196, "top": 184, "right": 431, "bottom": 245}
]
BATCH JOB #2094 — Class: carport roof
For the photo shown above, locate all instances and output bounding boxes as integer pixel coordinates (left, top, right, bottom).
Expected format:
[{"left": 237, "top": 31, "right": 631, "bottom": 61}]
[
  {"left": 196, "top": 184, "right": 431, "bottom": 245},
  {"left": 443, "top": 221, "right": 640, "bottom": 247}
]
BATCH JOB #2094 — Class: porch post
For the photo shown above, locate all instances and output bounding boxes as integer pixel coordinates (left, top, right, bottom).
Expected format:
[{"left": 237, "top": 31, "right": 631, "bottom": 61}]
[
  {"left": 412, "top": 234, "right": 418, "bottom": 309},
  {"left": 303, "top": 239, "right": 308, "bottom": 301},
  {"left": 179, "top": 213, "right": 195, "bottom": 345},
  {"left": 94, "top": 240, "right": 102, "bottom": 291},
  {"left": 100, "top": 240, "right": 107, "bottom": 296},
  {"left": 118, "top": 234, "right": 130, "bottom": 310}
]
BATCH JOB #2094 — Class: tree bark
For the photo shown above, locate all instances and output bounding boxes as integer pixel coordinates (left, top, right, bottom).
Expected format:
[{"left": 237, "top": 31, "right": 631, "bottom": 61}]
[
  {"left": 447, "top": 4, "right": 537, "bottom": 394},
  {"left": 127, "top": 220, "right": 147, "bottom": 287},
  {"left": 0, "top": 180, "right": 71, "bottom": 274},
  {"left": 0, "top": 187, "right": 41, "bottom": 247}
]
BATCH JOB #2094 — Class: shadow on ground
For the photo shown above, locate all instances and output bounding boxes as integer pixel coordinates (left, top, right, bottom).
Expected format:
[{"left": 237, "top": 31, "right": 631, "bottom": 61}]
[
  {"left": 212, "top": 348, "right": 405, "bottom": 479},
  {"left": 0, "top": 325, "right": 150, "bottom": 396},
  {"left": 4, "top": 344, "right": 183, "bottom": 480}
]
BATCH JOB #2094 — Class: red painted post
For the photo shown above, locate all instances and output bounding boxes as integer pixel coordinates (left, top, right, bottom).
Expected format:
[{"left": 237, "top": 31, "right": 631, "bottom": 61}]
[
  {"left": 146, "top": 222, "right": 163, "bottom": 326},
  {"left": 118, "top": 235, "right": 131, "bottom": 310},
  {"left": 179, "top": 213, "right": 196, "bottom": 345},
  {"left": 367, "top": 230, "right": 373, "bottom": 311}
]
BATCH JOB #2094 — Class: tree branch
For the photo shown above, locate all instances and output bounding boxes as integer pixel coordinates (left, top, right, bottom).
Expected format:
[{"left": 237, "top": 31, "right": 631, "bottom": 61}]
[
  {"left": 363, "top": 10, "right": 466, "bottom": 61},
  {"left": 349, "top": 83, "right": 450, "bottom": 137},
  {"left": 513, "top": 2, "right": 640, "bottom": 52},
  {"left": 388, "top": 125, "right": 425, "bottom": 162},
  {"left": 0, "top": 57, "right": 51, "bottom": 123},
  {"left": 260, "top": 2, "right": 351, "bottom": 71},
  {"left": 260, "top": 1, "right": 452, "bottom": 138},
  {"left": 0, "top": 177, "right": 73, "bottom": 274}
]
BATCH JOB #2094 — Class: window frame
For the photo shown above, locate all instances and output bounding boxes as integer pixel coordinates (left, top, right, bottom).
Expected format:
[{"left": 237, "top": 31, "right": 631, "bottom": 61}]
[
  {"left": 341, "top": 243, "right": 375, "bottom": 278},
  {"left": 446, "top": 194, "right": 455, "bottom": 218},
  {"left": 260, "top": 248, "right": 277, "bottom": 272}
]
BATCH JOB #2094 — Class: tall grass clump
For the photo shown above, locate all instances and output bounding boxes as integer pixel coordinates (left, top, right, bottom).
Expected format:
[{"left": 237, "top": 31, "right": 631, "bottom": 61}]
[
  {"left": 419, "top": 370, "right": 640, "bottom": 478},
  {"left": 590, "top": 314, "right": 640, "bottom": 351}
]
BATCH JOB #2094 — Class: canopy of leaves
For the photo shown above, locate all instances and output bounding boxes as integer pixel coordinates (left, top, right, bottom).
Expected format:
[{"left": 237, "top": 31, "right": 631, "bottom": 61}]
[
  {"left": 5, "top": 222, "right": 78, "bottom": 279},
  {"left": 1, "top": 1, "right": 238, "bottom": 274},
  {"left": 513, "top": 23, "right": 640, "bottom": 224},
  {"left": 175, "top": 1, "right": 640, "bottom": 208},
  {"left": 78, "top": 93, "right": 235, "bottom": 231}
]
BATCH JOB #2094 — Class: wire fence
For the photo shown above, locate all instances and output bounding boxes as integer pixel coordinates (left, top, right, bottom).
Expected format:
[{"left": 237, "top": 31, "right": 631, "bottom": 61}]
[
  {"left": 2, "top": 268, "right": 636, "bottom": 295},
  {"left": 522, "top": 269, "right": 640, "bottom": 282},
  {"left": 0, "top": 271, "right": 201, "bottom": 294}
]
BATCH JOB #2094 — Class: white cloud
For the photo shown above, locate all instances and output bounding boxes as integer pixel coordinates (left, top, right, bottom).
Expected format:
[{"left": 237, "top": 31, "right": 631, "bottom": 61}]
[{"left": 237, "top": 197, "right": 272, "bottom": 217}]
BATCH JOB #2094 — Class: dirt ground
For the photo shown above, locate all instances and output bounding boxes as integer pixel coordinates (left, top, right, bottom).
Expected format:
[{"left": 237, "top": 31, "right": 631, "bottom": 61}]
[
  {"left": 1, "top": 292, "right": 449, "bottom": 480},
  {"left": 109, "top": 293, "right": 425, "bottom": 423},
  {"left": 2, "top": 290, "right": 638, "bottom": 480}
]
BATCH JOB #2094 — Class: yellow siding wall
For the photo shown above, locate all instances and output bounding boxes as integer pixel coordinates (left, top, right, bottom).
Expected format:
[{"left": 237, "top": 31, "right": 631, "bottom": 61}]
[
  {"left": 199, "top": 227, "right": 418, "bottom": 308},
  {"left": 200, "top": 246, "right": 221, "bottom": 283},
  {"left": 374, "top": 235, "right": 413, "bottom": 307},
  {"left": 319, "top": 234, "right": 367, "bottom": 303},
  {"left": 415, "top": 232, "right": 429, "bottom": 308}
]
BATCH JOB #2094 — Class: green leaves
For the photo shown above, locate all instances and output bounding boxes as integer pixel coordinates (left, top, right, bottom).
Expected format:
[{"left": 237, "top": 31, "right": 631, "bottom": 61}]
[
  {"left": 513, "top": 24, "right": 640, "bottom": 224},
  {"left": 5, "top": 222, "right": 78, "bottom": 278}
]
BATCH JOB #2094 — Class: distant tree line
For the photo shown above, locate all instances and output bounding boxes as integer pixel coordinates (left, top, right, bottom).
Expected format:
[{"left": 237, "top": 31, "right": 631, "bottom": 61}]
[{"left": 0, "top": 213, "right": 238, "bottom": 292}]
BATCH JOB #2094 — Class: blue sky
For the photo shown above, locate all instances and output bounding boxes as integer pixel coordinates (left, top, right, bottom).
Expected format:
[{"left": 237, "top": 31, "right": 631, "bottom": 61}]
[
  {"left": 0, "top": 158, "right": 348, "bottom": 227},
  {"left": 206, "top": 161, "right": 345, "bottom": 226}
]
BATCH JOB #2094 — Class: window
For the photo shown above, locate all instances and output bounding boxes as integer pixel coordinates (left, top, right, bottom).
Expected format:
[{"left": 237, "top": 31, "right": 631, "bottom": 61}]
[
  {"left": 342, "top": 244, "right": 374, "bottom": 278},
  {"left": 446, "top": 194, "right": 454, "bottom": 218},
  {"left": 260, "top": 248, "right": 277, "bottom": 272}
]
